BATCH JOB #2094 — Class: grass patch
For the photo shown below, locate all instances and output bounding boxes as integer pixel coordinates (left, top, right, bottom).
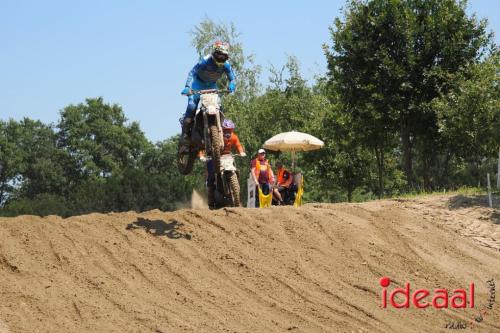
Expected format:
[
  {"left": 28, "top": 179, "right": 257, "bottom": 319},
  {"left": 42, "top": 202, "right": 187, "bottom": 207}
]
[{"left": 393, "top": 186, "right": 486, "bottom": 200}]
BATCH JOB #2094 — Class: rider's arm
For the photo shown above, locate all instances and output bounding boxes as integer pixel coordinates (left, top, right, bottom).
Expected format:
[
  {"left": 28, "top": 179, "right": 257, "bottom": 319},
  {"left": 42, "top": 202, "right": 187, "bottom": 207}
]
[
  {"left": 185, "top": 64, "right": 198, "bottom": 88},
  {"left": 232, "top": 134, "right": 244, "bottom": 154},
  {"left": 224, "top": 62, "right": 236, "bottom": 84},
  {"left": 185, "top": 58, "right": 206, "bottom": 88}
]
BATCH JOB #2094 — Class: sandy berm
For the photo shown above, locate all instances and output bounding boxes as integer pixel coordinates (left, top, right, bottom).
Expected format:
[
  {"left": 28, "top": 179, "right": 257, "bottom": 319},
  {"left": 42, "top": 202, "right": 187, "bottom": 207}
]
[{"left": 0, "top": 194, "right": 499, "bottom": 332}]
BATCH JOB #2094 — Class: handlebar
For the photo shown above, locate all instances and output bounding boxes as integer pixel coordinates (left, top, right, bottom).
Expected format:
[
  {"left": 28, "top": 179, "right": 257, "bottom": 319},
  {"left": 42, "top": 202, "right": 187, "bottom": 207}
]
[
  {"left": 221, "top": 152, "right": 247, "bottom": 158},
  {"left": 184, "top": 89, "right": 230, "bottom": 96}
]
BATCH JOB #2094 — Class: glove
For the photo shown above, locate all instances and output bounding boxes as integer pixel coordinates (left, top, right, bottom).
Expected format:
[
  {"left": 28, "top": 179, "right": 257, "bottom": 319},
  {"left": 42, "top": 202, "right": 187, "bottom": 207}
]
[
  {"left": 181, "top": 87, "right": 190, "bottom": 95},
  {"left": 239, "top": 152, "right": 247, "bottom": 157},
  {"left": 228, "top": 82, "right": 236, "bottom": 93}
]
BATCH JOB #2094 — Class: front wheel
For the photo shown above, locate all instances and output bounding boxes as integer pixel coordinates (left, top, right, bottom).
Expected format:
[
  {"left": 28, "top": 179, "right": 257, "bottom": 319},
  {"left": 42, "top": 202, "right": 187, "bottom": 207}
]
[
  {"left": 209, "top": 124, "right": 222, "bottom": 173},
  {"left": 228, "top": 172, "right": 241, "bottom": 207}
]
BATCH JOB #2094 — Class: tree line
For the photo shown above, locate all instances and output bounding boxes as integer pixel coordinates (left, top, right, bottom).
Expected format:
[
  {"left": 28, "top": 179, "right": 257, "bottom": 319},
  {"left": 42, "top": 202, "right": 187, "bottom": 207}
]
[{"left": 1, "top": 0, "right": 499, "bottom": 216}]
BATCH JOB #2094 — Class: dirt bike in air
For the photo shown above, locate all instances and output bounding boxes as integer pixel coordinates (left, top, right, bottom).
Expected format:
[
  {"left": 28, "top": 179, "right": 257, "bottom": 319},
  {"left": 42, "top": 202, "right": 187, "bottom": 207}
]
[{"left": 177, "top": 89, "right": 227, "bottom": 176}]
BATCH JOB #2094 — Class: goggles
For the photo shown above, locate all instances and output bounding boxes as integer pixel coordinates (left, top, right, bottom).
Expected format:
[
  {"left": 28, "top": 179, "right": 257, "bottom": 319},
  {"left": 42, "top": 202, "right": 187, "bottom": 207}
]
[{"left": 213, "top": 51, "right": 228, "bottom": 63}]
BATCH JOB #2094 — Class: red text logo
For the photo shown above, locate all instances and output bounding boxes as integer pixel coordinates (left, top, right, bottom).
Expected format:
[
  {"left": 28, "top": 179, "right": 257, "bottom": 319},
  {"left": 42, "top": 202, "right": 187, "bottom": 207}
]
[{"left": 380, "top": 276, "right": 475, "bottom": 309}]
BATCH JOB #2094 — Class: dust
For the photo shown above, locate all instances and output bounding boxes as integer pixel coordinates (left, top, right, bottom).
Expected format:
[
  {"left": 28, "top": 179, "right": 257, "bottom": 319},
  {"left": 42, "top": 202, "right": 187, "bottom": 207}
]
[
  {"left": 174, "top": 189, "right": 208, "bottom": 209},
  {"left": 191, "top": 189, "right": 208, "bottom": 209},
  {"left": 174, "top": 200, "right": 190, "bottom": 210}
]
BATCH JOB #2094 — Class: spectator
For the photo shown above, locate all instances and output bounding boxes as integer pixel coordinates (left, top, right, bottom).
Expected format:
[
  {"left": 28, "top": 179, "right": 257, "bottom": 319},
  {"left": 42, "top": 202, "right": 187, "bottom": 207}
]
[
  {"left": 250, "top": 148, "right": 274, "bottom": 207},
  {"left": 274, "top": 160, "right": 295, "bottom": 205}
]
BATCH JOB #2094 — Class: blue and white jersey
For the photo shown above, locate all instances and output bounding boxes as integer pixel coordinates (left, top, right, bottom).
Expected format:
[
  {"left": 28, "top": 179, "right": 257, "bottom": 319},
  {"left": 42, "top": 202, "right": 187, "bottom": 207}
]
[{"left": 185, "top": 55, "right": 235, "bottom": 89}]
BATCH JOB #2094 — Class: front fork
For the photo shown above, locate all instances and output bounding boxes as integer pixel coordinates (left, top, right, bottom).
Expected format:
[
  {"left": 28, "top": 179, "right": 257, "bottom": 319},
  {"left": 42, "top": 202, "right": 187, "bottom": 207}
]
[
  {"left": 215, "top": 114, "right": 223, "bottom": 171},
  {"left": 202, "top": 112, "right": 209, "bottom": 154},
  {"left": 221, "top": 171, "right": 231, "bottom": 196}
]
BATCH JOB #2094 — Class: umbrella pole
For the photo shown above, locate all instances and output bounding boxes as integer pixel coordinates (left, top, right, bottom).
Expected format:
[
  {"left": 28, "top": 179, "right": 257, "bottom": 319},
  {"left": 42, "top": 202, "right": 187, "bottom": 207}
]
[{"left": 291, "top": 151, "right": 296, "bottom": 171}]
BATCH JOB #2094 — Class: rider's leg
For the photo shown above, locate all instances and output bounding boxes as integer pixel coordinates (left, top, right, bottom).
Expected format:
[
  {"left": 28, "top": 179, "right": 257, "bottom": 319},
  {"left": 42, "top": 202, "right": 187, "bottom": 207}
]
[
  {"left": 181, "top": 95, "right": 199, "bottom": 140},
  {"left": 206, "top": 160, "right": 215, "bottom": 185},
  {"left": 206, "top": 160, "right": 216, "bottom": 208},
  {"left": 207, "top": 186, "right": 216, "bottom": 209},
  {"left": 182, "top": 79, "right": 216, "bottom": 134}
]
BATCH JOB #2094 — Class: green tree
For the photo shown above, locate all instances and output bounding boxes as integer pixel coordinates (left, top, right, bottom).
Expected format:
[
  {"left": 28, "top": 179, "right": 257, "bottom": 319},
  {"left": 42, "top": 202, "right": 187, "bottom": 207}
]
[
  {"left": 0, "top": 118, "right": 70, "bottom": 215},
  {"left": 140, "top": 136, "right": 205, "bottom": 210},
  {"left": 57, "top": 97, "right": 151, "bottom": 179},
  {"left": 12, "top": 118, "right": 67, "bottom": 199},
  {"left": 325, "top": 0, "right": 492, "bottom": 193},
  {"left": 433, "top": 52, "right": 500, "bottom": 185},
  {"left": 316, "top": 99, "right": 373, "bottom": 202},
  {"left": 0, "top": 120, "right": 23, "bottom": 205},
  {"left": 1, "top": 99, "right": 206, "bottom": 216}
]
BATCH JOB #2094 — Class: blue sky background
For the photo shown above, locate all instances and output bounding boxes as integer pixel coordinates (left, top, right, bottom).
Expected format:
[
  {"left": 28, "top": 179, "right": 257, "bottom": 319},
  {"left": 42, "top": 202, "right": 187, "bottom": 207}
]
[{"left": 1, "top": 0, "right": 499, "bottom": 142}]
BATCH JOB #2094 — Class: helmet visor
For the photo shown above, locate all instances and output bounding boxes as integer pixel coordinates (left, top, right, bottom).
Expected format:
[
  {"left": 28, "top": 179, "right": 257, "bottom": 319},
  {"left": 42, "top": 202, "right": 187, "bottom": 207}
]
[{"left": 213, "top": 51, "right": 228, "bottom": 63}]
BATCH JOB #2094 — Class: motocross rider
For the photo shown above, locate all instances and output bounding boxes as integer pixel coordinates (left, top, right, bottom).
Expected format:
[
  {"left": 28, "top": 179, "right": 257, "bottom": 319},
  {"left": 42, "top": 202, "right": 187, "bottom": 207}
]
[
  {"left": 206, "top": 119, "right": 246, "bottom": 209},
  {"left": 180, "top": 41, "right": 236, "bottom": 141}
]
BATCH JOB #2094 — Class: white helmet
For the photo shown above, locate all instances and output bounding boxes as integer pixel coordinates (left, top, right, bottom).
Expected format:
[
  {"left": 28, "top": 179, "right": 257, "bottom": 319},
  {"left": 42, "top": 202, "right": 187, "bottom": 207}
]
[{"left": 212, "top": 41, "right": 229, "bottom": 65}]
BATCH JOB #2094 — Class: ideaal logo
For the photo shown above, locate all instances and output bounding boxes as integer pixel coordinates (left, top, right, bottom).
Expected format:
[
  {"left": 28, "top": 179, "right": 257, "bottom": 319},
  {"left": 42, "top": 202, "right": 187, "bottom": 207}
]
[
  {"left": 379, "top": 277, "right": 496, "bottom": 330},
  {"left": 379, "top": 276, "right": 474, "bottom": 309}
]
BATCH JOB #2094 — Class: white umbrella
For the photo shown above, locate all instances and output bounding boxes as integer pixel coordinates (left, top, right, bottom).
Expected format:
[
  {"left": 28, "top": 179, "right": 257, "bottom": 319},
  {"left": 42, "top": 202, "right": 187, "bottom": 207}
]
[{"left": 263, "top": 131, "right": 324, "bottom": 169}]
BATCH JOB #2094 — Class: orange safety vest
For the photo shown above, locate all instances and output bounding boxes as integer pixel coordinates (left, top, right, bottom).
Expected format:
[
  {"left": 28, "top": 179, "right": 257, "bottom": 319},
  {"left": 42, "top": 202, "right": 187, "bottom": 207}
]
[
  {"left": 254, "top": 159, "right": 272, "bottom": 183},
  {"left": 277, "top": 168, "right": 286, "bottom": 184}
]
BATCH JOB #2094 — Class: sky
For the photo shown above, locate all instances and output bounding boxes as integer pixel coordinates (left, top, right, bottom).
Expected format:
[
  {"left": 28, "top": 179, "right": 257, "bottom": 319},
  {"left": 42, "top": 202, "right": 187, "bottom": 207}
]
[{"left": 1, "top": 0, "right": 499, "bottom": 143}]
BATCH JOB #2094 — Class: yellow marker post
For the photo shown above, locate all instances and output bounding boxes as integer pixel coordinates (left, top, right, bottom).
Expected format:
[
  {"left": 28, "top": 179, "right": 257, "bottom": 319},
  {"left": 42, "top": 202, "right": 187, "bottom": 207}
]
[
  {"left": 258, "top": 187, "right": 272, "bottom": 208},
  {"left": 294, "top": 176, "right": 304, "bottom": 207}
]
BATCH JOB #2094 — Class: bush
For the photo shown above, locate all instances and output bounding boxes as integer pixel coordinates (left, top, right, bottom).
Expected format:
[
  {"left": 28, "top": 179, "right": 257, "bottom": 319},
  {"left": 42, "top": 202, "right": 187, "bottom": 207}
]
[{"left": 0, "top": 193, "right": 69, "bottom": 217}]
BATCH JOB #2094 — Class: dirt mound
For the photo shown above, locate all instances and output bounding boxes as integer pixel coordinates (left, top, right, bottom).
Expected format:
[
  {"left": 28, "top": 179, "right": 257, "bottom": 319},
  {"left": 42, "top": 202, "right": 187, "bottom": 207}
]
[{"left": 1, "top": 196, "right": 499, "bottom": 332}]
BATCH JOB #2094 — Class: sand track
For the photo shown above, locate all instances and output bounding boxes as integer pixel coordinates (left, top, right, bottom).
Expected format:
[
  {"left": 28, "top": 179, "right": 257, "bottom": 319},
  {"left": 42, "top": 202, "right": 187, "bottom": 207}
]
[{"left": 0, "top": 195, "right": 499, "bottom": 332}]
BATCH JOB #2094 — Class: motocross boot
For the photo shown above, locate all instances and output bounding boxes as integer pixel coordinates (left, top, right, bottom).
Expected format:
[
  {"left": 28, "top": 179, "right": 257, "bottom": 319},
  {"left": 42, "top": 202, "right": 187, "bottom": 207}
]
[
  {"left": 181, "top": 117, "right": 193, "bottom": 142},
  {"left": 207, "top": 186, "right": 216, "bottom": 210}
]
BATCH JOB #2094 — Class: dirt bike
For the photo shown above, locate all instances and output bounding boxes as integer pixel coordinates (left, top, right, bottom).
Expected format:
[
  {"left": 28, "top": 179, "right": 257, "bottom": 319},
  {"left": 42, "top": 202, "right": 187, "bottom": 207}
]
[
  {"left": 208, "top": 153, "right": 242, "bottom": 209},
  {"left": 177, "top": 89, "right": 228, "bottom": 175}
]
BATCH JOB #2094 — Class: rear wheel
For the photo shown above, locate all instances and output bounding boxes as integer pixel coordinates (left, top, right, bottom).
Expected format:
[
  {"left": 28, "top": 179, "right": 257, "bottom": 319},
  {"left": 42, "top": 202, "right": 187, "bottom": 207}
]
[
  {"left": 209, "top": 124, "right": 222, "bottom": 173},
  {"left": 228, "top": 173, "right": 241, "bottom": 207},
  {"left": 177, "top": 140, "right": 197, "bottom": 175}
]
